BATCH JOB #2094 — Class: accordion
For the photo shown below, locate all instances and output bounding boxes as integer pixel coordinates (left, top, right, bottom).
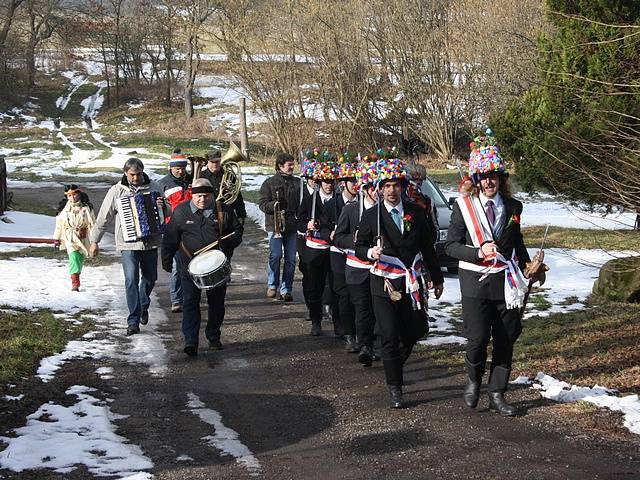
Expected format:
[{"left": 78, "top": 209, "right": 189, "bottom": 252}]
[{"left": 117, "top": 192, "right": 165, "bottom": 242}]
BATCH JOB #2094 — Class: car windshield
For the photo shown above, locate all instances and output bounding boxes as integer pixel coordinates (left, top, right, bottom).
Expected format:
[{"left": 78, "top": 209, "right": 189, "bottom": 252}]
[{"left": 420, "top": 177, "right": 448, "bottom": 209}]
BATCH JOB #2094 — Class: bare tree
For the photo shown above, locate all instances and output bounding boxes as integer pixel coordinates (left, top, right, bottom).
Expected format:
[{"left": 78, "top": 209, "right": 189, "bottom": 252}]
[
  {"left": 180, "top": 0, "right": 217, "bottom": 119},
  {"left": 25, "top": 0, "right": 63, "bottom": 88},
  {"left": 0, "top": 0, "right": 25, "bottom": 84}
]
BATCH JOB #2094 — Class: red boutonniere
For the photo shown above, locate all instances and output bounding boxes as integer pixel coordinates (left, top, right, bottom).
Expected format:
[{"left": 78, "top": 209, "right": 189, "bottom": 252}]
[
  {"left": 508, "top": 214, "right": 520, "bottom": 227},
  {"left": 403, "top": 213, "right": 414, "bottom": 231}
]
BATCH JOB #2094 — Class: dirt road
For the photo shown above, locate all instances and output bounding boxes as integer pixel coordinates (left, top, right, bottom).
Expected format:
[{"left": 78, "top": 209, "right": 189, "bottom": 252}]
[{"left": 1, "top": 189, "right": 639, "bottom": 479}]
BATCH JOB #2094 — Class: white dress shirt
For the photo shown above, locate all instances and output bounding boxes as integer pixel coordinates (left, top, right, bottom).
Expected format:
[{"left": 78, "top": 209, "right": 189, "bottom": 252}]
[{"left": 479, "top": 192, "right": 505, "bottom": 237}]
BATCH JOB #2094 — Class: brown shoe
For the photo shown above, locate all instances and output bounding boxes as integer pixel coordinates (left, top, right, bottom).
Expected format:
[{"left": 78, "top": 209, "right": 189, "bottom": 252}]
[{"left": 266, "top": 288, "right": 277, "bottom": 298}]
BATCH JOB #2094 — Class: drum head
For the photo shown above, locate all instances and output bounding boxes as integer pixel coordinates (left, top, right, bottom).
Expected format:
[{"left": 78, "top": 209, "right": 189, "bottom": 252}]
[{"left": 188, "top": 250, "right": 227, "bottom": 276}]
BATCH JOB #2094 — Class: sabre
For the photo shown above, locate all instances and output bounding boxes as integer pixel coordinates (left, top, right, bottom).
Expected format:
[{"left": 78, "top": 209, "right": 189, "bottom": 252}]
[
  {"left": 519, "top": 223, "right": 551, "bottom": 319},
  {"left": 309, "top": 183, "right": 319, "bottom": 231},
  {"left": 455, "top": 156, "right": 464, "bottom": 180},
  {"left": 299, "top": 150, "right": 305, "bottom": 206}
]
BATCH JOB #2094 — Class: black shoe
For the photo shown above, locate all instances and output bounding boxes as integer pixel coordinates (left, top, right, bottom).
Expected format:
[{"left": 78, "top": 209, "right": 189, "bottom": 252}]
[
  {"left": 140, "top": 310, "right": 149, "bottom": 325},
  {"left": 463, "top": 380, "right": 481, "bottom": 408},
  {"left": 310, "top": 321, "right": 322, "bottom": 336},
  {"left": 283, "top": 293, "right": 293, "bottom": 302},
  {"left": 126, "top": 324, "right": 140, "bottom": 336},
  {"left": 388, "top": 385, "right": 404, "bottom": 409},
  {"left": 183, "top": 344, "right": 198, "bottom": 357},
  {"left": 358, "top": 345, "right": 373, "bottom": 367},
  {"left": 209, "top": 339, "right": 223, "bottom": 350},
  {"left": 488, "top": 392, "right": 518, "bottom": 416},
  {"left": 344, "top": 335, "right": 359, "bottom": 353}
]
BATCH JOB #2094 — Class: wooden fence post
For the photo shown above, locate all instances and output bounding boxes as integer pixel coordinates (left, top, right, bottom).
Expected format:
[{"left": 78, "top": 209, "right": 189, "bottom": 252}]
[
  {"left": 239, "top": 97, "right": 250, "bottom": 161},
  {"left": 0, "top": 156, "right": 7, "bottom": 216}
]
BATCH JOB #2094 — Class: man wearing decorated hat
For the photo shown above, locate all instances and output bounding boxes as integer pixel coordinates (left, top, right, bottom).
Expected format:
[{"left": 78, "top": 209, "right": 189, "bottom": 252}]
[
  {"left": 158, "top": 147, "right": 192, "bottom": 312},
  {"left": 446, "top": 128, "right": 544, "bottom": 416},
  {"left": 355, "top": 149, "right": 444, "bottom": 408},
  {"left": 296, "top": 149, "right": 337, "bottom": 336},
  {"left": 334, "top": 154, "right": 380, "bottom": 366},
  {"left": 320, "top": 151, "right": 359, "bottom": 352},
  {"left": 296, "top": 154, "right": 317, "bottom": 316}
]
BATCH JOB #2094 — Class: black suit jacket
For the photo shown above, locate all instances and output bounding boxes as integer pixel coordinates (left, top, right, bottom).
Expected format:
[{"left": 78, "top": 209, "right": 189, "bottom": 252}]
[
  {"left": 335, "top": 200, "right": 371, "bottom": 285},
  {"left": 320, "top": 195, "right": 352, "bottom": 274},
  {"left": 296, "top": 191, "right": 333, "bottom": 265},
  {"left": 355, "top": 200, "right": 444, "bottom": 297},
  {"left": 445, "top": 195, "right": 530, "bottom": 301}
]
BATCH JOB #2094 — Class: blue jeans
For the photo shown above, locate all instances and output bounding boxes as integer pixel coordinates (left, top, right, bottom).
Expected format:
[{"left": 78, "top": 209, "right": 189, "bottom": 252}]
[
  {"left": 267, "top": 230, "right": 296, "bottom": 294},
  {"left": 121, "top": 249, "right": 158, "bottom": 327},
  {"left": 169, "top": 254, "right": 183, "bottom": 306}
]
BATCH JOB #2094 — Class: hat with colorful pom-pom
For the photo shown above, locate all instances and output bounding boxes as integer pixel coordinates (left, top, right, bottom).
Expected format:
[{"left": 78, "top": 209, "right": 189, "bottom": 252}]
[
  {"left": 356, "top": 152, "right": 378, "bottom": 188},
  {"left": 306, "top": 148, "right": 336, "bottom": 180},
  {"left": 374, "top": 146, "right": 407, "bottom": 186},
  {"left": 468, "top": 128, "right": 507, "bottom": 183},
  {"left": 336, "top": 150, "right": 357, "bottom": 180}
]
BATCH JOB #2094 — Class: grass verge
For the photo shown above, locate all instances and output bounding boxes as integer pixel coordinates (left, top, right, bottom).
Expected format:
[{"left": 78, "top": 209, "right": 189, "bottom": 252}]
[
  {"left": 523, "top": 225, "right": 640, "bottom": 251},
  {"left": 418, "top": 298, "right": 640, "bottom": 394},
  {"left": 0, "top": 307, "right": 95, "bottom": 384}
]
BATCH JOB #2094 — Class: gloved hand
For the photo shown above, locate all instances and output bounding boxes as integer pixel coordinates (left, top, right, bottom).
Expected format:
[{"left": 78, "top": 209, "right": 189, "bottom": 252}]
[{"left": 53, "top": 240, "right": 61, "bottom": 249}]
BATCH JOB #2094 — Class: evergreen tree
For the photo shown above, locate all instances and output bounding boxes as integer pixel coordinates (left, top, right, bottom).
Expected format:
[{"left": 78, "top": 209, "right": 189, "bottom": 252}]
[{"left": 492, "top": 0, "right": 640, "bottom": 211}]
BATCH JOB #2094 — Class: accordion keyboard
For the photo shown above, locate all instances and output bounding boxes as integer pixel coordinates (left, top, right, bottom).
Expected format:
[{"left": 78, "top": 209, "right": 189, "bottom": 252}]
[{"left": 117, "top": 192, "right": 164, "bottom": 242}]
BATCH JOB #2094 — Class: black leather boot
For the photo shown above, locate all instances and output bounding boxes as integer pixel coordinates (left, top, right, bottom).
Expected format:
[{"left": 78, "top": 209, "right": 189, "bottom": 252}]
[
  {"left": 388, "top": 385, "right": 404, "bottom": 409},
  {"left": 344, "top": 335, "right": 359, "bottom": 353},
  {"left": 463, "top": 379, "right": 480, "bottom": 408},
  {"left": 310, "top": 320, "right": 322, "bottom": 336},
  {"left": 464, "top": 357, "right": 485, "bottom": 409},
  {"left": 488, "top": 392, "right": 517, "bottom": 416}
]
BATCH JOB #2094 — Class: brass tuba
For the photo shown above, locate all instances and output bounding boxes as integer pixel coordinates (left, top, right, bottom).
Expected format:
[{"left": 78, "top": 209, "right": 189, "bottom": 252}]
[
  {"left": 217, "top": 141, "right": 246, "bottom": 205},
  {"left": 188, "top": 155, "right": 208, "bottom": 181}
]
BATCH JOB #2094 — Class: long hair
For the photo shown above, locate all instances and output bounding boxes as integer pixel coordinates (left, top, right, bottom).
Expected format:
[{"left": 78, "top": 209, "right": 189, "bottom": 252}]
[{"left": 56, "top": 191, "right": 94, "bottom": 214}]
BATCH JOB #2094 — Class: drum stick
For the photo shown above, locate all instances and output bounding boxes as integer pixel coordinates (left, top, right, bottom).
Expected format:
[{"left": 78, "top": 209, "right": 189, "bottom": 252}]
[{"left": 193, "top": 232, "right": 236, "bottom": 257}]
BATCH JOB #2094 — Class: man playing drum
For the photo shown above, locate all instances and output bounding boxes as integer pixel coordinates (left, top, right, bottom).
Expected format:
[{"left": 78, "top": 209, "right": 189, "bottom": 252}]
[{"left": 161, "top": 178, "right": 244, "bottom": 356}]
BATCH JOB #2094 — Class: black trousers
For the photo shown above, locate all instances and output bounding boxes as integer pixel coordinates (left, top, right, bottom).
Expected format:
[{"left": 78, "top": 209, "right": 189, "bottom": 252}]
[
  {"left": 348, "top": 278, "right": 375, "bottom": 346},
  {"left": 180, "top": 267, "right": 227, "bottom": 346},
  {"left": 373, "top": 293, "right": 427, "bottom": 386},
  {"left": 297, "top": 236, "right": 310, "bottom": 308},
  {"left": 329, "top": 270, "right": 353, "bottom": 334},
  {"left": 303, "top": 255, "right": 329, "bottom": 322},
  {"left": 462, "top": 296, "right": 522, "bottom": 392}
]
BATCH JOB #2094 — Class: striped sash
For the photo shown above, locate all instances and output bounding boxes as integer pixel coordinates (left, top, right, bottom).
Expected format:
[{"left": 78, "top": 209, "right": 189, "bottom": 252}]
[{"left": 371, "top": 253, "right": 426, "bottom": 310}]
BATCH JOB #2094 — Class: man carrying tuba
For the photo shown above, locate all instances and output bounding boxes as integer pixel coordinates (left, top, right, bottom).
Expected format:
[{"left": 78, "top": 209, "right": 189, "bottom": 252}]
[{"left": 201, "top": 147, "right": 247, "bottom": 226}]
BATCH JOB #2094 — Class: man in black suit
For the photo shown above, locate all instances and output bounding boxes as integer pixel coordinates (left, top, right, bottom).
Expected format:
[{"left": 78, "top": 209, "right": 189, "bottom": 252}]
[
  {"left": 355, "top": 161, "right": 444, "bottom": 408},
  {"left": 297, "top": 157, "right": 336, "bottom": 335},
  {"left": 445, "top": 129, "right": 540, "bottom": 416},
  {"left": 335, "top": 173, "right": 378, "bottom": 366},
  {"left": 320, "top": 158, "right": 358, "bottom": 352}
]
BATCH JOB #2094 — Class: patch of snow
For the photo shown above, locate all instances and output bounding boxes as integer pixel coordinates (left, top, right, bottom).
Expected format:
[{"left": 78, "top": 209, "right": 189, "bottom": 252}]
[
  {"left": 244, "top": 202, "right": 265, "bottom": 231},
  {"left": 530, "top": 372, "right": 640, "bottom": 435},
  {"left": 0, "top": 385, "right": 153, "bottom": 477},
  {"left": 187, "top": 392, "right": 261, "bottom": 476},
  {"left": 3, "top": 394, "right": 25, "bottom": 401}
]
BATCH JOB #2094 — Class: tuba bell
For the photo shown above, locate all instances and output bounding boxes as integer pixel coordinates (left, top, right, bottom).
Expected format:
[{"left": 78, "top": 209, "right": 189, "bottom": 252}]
[{"left": 217, "top": 141, "right": 246, "bottom": 205}]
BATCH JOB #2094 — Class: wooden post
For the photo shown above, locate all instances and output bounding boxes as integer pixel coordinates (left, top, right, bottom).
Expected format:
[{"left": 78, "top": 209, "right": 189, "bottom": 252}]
[
  {"left": 0, "top": 156, "right": 6, "bottom": 216},
  {"left": 239, "top": 97, "right": 249, "bottom": 161}
]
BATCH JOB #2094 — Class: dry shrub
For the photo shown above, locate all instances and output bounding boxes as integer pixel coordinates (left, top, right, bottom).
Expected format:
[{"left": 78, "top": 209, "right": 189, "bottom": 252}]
[{"left": 148, "top": 114, "right": 215, "bottom": 139}]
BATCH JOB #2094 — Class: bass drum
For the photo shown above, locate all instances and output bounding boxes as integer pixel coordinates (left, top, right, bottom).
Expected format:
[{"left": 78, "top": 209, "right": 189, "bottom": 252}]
[{"left": 187, "top": 250, "right": 231, "bottom": 290}]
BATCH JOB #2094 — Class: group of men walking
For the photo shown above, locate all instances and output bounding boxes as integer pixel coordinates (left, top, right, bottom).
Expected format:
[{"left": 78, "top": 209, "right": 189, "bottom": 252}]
[
  {"left": 259, "top": 132, "right": 546, "bottom": 412},
  {"left": 87, "top": 130, "right": 546, "bottom": 414}
]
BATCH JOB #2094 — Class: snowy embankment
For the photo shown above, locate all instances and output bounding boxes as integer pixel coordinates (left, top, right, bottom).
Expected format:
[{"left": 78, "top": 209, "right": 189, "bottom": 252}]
[{"left": 0, "top": 209, "right": 170, "bottom": 477}]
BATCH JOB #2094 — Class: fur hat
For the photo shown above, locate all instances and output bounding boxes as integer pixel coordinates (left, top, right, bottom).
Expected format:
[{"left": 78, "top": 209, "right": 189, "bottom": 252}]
[{"left": 191, "top": 178, "right": 214, "bottom": 194}]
